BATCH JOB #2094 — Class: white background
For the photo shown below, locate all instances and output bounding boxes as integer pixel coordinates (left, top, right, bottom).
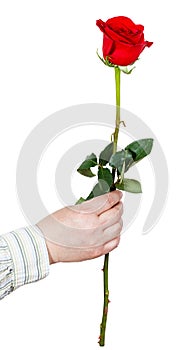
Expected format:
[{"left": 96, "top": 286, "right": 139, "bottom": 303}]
[{"left": 0, "top": 1, "right": 184, "bottom": 349}]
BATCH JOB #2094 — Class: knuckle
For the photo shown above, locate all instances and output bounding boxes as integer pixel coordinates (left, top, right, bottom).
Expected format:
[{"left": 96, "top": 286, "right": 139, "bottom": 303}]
[
  {"left": 103, "top": 237, "right": 120, "bottom": 254},
  {"left": 115, "top": 236, "right": 120, "bottom": 248},
  {"left": 119, "top": 218, "right": 123, "bottom": 229},
  {"left": 118, "top": 202, "right": 123, "bottom": 214},
  {"left": 113, "top": 206, "right": 123, "bottom": 221},
  {"left": 113, "top": 221, "right": 123, "bottom": 236}
]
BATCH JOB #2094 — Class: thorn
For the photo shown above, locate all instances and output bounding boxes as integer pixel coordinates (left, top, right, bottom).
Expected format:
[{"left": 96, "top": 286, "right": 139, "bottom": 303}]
[
  {"left": 101, "top": 268, "right": 104, "bottom": 272},
  {"left": 108, "top": 299, "right": 111, "bottom": 303},
  {"left": 120, "top": 120, "right": 126, "bottom": 127}
]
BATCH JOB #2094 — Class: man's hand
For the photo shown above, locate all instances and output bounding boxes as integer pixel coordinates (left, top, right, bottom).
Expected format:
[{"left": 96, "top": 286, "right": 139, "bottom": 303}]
[{"left": 36, "top": 191, "right": 123, "bottom": 264}]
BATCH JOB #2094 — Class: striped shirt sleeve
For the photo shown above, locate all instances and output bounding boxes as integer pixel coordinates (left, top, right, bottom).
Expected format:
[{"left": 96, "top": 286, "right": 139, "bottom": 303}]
[{"left": 0, "top": 225, "right": 50, "bottom": 300}]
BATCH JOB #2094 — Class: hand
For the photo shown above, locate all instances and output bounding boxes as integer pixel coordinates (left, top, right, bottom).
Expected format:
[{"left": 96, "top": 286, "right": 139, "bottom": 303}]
[{"left": 36, "top": 191, "right": 123, "bottom": 264}]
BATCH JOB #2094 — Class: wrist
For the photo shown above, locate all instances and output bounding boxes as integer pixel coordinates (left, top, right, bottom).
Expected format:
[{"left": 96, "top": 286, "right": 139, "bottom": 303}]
[{"left": 45, "top": 239, "right": 58, "bottom": 265}]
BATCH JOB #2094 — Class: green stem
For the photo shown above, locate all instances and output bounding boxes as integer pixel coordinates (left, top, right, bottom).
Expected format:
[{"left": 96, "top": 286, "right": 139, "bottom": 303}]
[
  {"left": 99, "top": 67, "right": 121, "bottom": 346},
  {"left": 113, "top": 66, "right": 121, "bottom": 154},
  {"left": 99, "top": 253, "right": 109, "bottom": 346}
]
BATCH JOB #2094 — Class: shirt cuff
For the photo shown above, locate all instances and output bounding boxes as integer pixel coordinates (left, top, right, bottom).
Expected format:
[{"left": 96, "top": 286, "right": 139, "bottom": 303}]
[{"left": 0, "top": 225, "right": 50, "bottom": 299}]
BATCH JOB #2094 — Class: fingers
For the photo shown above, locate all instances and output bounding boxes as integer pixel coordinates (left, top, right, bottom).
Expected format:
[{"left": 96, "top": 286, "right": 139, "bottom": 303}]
[
  {"left": 96, "top": 191, "right": 123, "bottom": 216},
  {"left": 75, "top": 190, "right": 123, "bottom": 215},
  {"left": 103, "top": 218, "right": 123, "bottom": 243},
  {"left": 99, "top": 201, "right": 123, "bottom": 228},
  {"left": 88, "top": 235, "right": 121, "bottom": 260},
  {"left": 103, "top": 236, "right": 121, "bottom": 255}
]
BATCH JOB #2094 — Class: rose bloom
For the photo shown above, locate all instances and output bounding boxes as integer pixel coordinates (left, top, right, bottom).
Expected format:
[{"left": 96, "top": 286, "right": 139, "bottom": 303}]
[{"left": 96, "top": 16, "right": 153, "bottom": 66}]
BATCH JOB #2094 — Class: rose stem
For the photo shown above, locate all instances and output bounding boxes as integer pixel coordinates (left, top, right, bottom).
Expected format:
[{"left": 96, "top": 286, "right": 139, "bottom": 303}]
[
  {"left": 99, "top": 66, "right": 121, "bottom": 346},
  {"left": 113, "top": 66, "right": 121, "bottom": 153}
]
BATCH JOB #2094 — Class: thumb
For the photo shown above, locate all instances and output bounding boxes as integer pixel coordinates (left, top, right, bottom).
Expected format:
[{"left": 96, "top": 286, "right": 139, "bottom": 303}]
[{"left": 75, "top": 191, "right": 123, "bottom": 215}]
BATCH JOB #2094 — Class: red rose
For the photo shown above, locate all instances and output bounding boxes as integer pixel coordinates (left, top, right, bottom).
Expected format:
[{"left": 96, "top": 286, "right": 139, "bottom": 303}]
[{"left": 96, "top": 16, "right": 153, "bottom": 66}]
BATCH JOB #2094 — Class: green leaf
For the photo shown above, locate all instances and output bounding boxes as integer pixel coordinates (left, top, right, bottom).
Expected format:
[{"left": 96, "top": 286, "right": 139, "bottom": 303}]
[
  {"left": 77, "top": 168, "right": 96, "bottom": 177},
  {"left": 78, "top": 152, "right": 97, "bottom": 169},
  {"left": 86, "top": 178, "right": 111, "bottom": 200},
  {"left": 125, "top": 138, "right": 153, "bottom": 162},
  {"left": 86, "top": 190, "right": 94, "bottom": 200},
  {"left": 75, "top": 197, "right": 86, "bottom": 204},
  {"left": 109, "top": 138, "right": 153, "bottom": 175},
  {"left": 109, "top": 149, "right": 134, "bottom": 173},
  {"left": 116, "top": 179, "right": 142, "bottom": 193},
  {"left": 99, "top": 142, "right": 114, "bottom": 166},
  {"left": 98, "top": 167, "right": 113, "bottom": 187},
  {"left": 77, "top": 153, "right": 97, "bottom": 177}
]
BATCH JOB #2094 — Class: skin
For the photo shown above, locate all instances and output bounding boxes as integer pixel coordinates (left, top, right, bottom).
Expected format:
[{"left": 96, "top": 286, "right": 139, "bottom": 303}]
[{"left": 38, "top": 191, "right": 123, "bottom": 264}]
